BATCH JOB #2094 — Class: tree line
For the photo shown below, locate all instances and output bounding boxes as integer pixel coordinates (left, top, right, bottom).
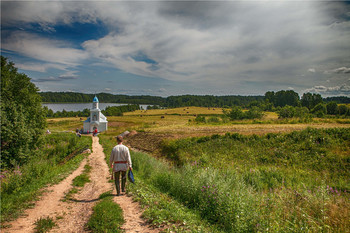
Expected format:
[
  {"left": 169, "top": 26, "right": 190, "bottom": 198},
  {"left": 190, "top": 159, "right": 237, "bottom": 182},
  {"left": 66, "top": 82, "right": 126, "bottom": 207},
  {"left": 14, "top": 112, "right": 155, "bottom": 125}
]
[
  {"left": 40, "top": 91, "right": 350, "bottom": 109},
  {"left": 44, "top": 104, "right": 140, "bottom": 118}
]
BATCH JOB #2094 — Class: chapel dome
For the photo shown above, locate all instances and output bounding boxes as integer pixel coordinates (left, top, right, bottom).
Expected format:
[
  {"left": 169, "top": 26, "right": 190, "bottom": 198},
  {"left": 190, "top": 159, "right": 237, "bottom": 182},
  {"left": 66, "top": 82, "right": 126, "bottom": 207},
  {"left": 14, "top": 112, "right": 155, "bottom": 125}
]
[{"left": 93, "top": 96, "right": 99, "bottom": 103}]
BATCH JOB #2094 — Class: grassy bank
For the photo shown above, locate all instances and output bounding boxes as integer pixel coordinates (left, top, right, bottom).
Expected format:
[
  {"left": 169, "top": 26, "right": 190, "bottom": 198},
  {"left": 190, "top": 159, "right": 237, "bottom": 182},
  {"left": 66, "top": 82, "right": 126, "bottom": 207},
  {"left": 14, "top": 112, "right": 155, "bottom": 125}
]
[
  {"left": 161, "top": 127, "right": 350, "bottom": 191},
  {"left": 100, "top": 128, "right": 349, "bottom": 232},
  {"left": 99, "top": 135, "right": 222, "bottom": 232},
  {"left": 0, "top": 133, "right": 92, "bottom": 224}
]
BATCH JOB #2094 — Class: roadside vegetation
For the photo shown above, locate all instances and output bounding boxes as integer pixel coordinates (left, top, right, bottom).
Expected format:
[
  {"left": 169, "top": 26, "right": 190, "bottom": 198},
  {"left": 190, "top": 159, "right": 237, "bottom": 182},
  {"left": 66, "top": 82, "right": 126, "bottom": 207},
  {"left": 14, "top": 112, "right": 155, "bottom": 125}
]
[
  {"left": 0, "top": 133, "right": 91, "bottom": 224},
  {"left": 99, "top": 136, "right": 224, "bottom": 232},
  {"left": 34, "top": 216, "right": 57, "bottom": 233},
  {"left": 86, "top": 191, "right": 124, "bottom": 233},
  {"left": 100, "top": 127, "right": 349, "bottom": 232},
  {"left": 64, "top": 163, "right": 92, "bottom": 201}
]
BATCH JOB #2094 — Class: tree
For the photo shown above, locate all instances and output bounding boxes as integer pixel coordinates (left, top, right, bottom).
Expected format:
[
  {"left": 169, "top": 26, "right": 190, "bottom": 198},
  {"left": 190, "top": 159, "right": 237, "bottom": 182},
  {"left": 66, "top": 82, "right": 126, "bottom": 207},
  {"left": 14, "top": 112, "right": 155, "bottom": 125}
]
[
  {"left": 326, "top": 102, "right": 339, "bottom": 115},
  {"left": 338, "top": 105, "right": 349, "bottom": 115},
  {"left": 301, "top": 93, "right": 323, "bottom": 109},
  {"left": 245, "top": 106, "right": 264, "bottom": 119},
  {"left": 224, "top": 106, "right": 244, "bottom": 120},
  {"left": 274, "top": 90, "right": 300, "bottom": 107},
  {"left": 311, "top": 103, "right": 327, "bottom": 118},
  {"left": 277, "top": 106, "right": 296, "bottom": 118},
  {"left": 1, "top": 56, "right": 47, "bottom": 168}
]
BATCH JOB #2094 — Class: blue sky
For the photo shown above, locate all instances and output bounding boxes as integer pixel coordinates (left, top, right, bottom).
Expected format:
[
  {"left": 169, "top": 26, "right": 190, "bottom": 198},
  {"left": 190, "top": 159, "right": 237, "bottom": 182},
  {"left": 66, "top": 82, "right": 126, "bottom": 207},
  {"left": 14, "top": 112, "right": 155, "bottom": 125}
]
[{"left": 1, "top": 1, "right": 350, "bottom": 97}]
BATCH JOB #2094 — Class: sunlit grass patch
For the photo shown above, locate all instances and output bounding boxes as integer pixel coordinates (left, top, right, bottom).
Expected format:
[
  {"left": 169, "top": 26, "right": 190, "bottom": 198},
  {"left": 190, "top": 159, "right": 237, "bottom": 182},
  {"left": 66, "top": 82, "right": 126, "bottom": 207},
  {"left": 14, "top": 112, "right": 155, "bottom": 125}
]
[
  {"left": 86, "top": 191, "right": 124, "bottom": 233},
  {"left": 34, "top": 216, "right": 57, "bottom": 233}
]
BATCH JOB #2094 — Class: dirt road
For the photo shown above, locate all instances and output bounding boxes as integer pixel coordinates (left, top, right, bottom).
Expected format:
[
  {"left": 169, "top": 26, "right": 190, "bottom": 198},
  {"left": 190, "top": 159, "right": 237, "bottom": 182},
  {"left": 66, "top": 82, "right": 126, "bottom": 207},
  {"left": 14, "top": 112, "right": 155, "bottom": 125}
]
[{"left": 5, "top": 136, "right": 157, "bottom": 233}]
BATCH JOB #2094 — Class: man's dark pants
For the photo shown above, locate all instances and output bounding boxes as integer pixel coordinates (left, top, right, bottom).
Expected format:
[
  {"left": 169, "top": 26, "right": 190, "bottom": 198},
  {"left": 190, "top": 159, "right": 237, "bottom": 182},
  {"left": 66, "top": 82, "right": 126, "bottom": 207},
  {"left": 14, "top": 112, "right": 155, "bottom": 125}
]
[{"left": 114, "top": 171, "right": 126, "bottom": 195}]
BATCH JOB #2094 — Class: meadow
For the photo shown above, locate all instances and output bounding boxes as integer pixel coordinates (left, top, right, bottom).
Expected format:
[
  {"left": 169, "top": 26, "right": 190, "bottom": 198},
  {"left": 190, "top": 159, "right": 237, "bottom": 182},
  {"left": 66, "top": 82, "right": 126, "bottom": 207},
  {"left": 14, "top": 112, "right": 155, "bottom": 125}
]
[
  {"left": 6, "top": 107, "right": 349, "bottom": 232},
  {"left": 99, "top": 128, "right": 349, "bottom": 232},
  {"left": 97, "top": 107, "right": 349, "bottom": 232}
]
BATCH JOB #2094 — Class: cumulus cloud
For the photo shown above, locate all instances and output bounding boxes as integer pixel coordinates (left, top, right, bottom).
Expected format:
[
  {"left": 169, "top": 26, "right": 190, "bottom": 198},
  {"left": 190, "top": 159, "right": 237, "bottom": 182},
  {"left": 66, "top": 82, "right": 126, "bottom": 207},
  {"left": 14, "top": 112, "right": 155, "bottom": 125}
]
[
  {"left": 2, "top": 31, "right": 88, "bottom": 67},
  {"left": 304, "top": 84, "right": 350, "bottom": 96},
  {"left": 2, "top": 1, "right": 350, "bottom": 96},
  {"left": 16, "top": 62, "right": 66, "bottom": 72},
  {"left": 332, "top": 67, "right": 350, "bottom": 74}
]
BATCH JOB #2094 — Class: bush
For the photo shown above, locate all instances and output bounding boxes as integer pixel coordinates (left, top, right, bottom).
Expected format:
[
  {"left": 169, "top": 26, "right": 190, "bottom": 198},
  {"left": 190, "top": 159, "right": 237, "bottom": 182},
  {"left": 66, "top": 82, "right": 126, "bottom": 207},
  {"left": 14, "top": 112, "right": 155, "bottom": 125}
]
[
  {"left": 311, "top": 103, "right": 327, "bottom": 117},
  {"left": 326, "top": 102, "right": 339, "bottom": 115},
  {"left": 194, "top": 116, "right": 206, "bottom": 123},
  {"left": 245, "top": 106, "right": 264, "bottom": 119}
]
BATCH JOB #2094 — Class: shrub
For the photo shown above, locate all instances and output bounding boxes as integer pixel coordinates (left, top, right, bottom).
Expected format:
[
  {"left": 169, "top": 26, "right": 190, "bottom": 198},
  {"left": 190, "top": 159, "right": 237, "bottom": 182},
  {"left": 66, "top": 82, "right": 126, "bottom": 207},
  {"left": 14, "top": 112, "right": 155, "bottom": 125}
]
[
  {"left": 326, "top": 101, "right": 339, "bottom": 115},
  {"left": 311, "top": 103, "right": 327, "bottom": 117},
  {"left": 194, "top": 116, "right": 206, "bottom": 123}
]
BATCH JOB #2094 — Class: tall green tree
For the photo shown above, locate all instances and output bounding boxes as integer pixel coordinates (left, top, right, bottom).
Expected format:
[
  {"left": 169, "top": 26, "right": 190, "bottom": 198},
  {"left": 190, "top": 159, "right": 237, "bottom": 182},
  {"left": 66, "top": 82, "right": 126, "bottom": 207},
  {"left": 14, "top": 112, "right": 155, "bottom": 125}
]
[
  {"left": 301, "top": 92, "right": 323, "bottom": 109},
  {"left": 326, "top": 102, "right": 339, "bottom": 115},
  {"left": 1, "top": 56, "right": 47, "bottom": 168}
]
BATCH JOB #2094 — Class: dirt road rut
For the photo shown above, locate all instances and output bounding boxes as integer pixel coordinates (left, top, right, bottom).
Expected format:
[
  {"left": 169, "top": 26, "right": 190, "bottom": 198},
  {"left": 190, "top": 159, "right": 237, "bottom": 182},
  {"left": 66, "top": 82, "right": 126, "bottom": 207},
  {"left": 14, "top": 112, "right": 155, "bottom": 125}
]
[{"left": 5, "top": 136, "right": 158, "bottom": 233}]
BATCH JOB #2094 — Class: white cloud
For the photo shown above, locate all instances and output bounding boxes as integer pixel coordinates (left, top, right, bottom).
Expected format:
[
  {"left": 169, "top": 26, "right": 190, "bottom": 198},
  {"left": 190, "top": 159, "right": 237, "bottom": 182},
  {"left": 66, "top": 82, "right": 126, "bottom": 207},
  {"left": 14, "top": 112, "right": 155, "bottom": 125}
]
[
  {"left": 332, "top": 67, "right": 350, "bottom": 74},
  {"left": 2, "top": 31, "right": 88, "bottom": 66},
  {"left": 304, "top": 84, "right": 350, "bottom": 96},
  {"left": 16, "top": 62, "right": 66, "bottom": 72},
  {"left": 2, "top": 1, "right": 350, "bottom": 95}
]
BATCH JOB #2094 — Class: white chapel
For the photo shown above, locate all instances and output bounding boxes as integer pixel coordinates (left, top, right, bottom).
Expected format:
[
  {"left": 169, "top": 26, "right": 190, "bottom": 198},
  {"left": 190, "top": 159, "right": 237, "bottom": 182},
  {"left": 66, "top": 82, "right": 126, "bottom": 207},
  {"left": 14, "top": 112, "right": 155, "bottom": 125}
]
[{"left": 83, "top": 96, "right": 108, "bottom": 133}]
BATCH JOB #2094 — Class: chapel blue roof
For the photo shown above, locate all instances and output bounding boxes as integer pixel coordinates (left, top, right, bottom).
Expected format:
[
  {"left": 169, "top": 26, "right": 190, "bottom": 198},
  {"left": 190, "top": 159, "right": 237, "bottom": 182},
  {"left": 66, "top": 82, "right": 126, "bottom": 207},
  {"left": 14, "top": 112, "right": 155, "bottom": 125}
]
[{"left": 93, "top": 96, "right": 99, "bottom": 102}]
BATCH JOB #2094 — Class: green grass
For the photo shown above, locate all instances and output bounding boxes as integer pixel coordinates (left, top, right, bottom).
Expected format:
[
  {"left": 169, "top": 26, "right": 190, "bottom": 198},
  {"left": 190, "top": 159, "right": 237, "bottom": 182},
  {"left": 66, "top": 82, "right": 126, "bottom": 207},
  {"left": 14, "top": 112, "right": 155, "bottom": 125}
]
[
  {"left": 161, "top": 127, "right": 350, "bottom": 191},
  {"left": 100, "top": 128, "right": 350, "bottom": 232},
  {"left": 63, "top": 164, "right": 92, "bottom": 202},
  {"left": 0, "top": 133, "right": 92, "bottom": 224},
  {"left": 86, "top": 191, "right": 124, "bottom": 233},
  {"left": 72, "top": 164, "right": 91, "bottom": 187},
  {"left": 99, "top": 136, "right": 225, "bottom": 232},
  {"left": 127, "top": 175, "right": 224, "bottom": 232},
  {"left": 34, "top": 216, "right": 57, "bottom": 233}
]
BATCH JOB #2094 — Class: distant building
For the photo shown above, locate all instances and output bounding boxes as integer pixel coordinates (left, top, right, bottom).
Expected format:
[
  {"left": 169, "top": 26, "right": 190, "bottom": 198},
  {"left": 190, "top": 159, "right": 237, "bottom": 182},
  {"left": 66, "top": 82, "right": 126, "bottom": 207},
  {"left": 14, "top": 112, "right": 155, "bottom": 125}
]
[{"left": 83, "top": 96, "right": 108, "bottom": 133}]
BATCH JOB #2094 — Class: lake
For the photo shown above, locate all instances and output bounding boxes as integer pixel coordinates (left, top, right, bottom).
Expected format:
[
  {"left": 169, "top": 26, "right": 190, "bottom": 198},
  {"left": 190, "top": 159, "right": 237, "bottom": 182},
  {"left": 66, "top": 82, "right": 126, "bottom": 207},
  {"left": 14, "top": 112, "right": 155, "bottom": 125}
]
[{"left": 42, "top": 103, "right": 150, "bottom": 113}]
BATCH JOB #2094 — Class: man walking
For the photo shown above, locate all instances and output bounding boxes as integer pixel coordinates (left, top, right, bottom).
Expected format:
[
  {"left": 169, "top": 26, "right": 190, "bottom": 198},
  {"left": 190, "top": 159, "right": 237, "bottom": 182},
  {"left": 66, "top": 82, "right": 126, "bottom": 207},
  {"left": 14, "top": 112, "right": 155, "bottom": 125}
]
[{"left": 109, "top": 136, "right": 132, "bottom": 196}]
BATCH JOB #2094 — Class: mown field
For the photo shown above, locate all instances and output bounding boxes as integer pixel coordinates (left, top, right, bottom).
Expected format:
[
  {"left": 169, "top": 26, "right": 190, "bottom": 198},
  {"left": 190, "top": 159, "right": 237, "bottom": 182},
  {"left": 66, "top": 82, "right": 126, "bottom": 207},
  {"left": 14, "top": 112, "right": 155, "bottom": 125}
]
[{"left": 46, "top": 107, "right": 349, "bottom": 232}]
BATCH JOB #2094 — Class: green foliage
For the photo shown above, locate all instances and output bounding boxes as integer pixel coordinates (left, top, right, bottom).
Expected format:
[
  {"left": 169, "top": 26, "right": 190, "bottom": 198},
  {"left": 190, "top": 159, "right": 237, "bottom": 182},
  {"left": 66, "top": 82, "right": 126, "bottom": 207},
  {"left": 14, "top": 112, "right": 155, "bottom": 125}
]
[
  {"left": 102, "top": 104, "right": 140, "bottom": 116},
  {"left": 326, "top": 101, "right": 339, "bottom": 115},
  {"left": 339, "top": 104, "right": 350, "bottom": 116},
  {"left": 0, "top": 133, "right": 91, "bottom": 223},
  {"left": 277, "top": 106, "right": 310, "bottom": 119},
  {"left": 311, "top": 103, "right": 327, "bottom": 117},
  {"left": 86, "top": 192, "right": 124, "bottom": 233},
  {"left": 324, "top": 96, "right": 350, "bottom": 104},
  {"left": 161, "top": 128, "right": 350, "bottom": 191},
  {"left": 301, "top": 92, "right": 323, "bottom": 109},
  {"left": 224, "top": 106, "right": 244, "bottom": 120},
  {"left": 1, "top": 56, "right": 47, "bottom": 168},
  {"left": 245, "top": 106, "right": 264, "bottom": 119},
  {"left": 265, "top": 90, "right": 300, "bottom": 107},
  {"left": 72, "top": 165, "right": 91, "bottom": 187},
  {"left": 34, "top": 216, "right": 57, "bottom": 233},
  {"left": 100, "top": 129, "right": 350, "bottom": 232},
  {"left": 195, "top": 116, "right": 206, "bottom": 123},
  {"left": 224, "top": 106, "right": 264, "bottom": 120},
  {"left": 40, "top": 91, "right": 165, "bottom": 105},
  {"left": 146, "top": 105, "right": 160, "bottom": 110}
]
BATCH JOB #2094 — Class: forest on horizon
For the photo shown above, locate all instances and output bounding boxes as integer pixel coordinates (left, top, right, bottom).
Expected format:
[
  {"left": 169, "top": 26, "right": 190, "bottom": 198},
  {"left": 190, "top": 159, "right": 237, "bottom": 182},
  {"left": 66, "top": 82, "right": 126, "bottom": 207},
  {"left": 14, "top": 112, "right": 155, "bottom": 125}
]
[{"left": 40, "top": 91, "right": 350, "bottom": 108}]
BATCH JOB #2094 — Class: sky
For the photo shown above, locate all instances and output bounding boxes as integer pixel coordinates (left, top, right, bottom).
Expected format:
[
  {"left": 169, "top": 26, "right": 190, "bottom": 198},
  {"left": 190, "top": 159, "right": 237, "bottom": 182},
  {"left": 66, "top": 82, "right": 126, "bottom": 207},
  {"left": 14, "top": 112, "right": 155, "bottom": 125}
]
[{"left": 1, "top": 1, "right": 350, "bottom": 97}]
